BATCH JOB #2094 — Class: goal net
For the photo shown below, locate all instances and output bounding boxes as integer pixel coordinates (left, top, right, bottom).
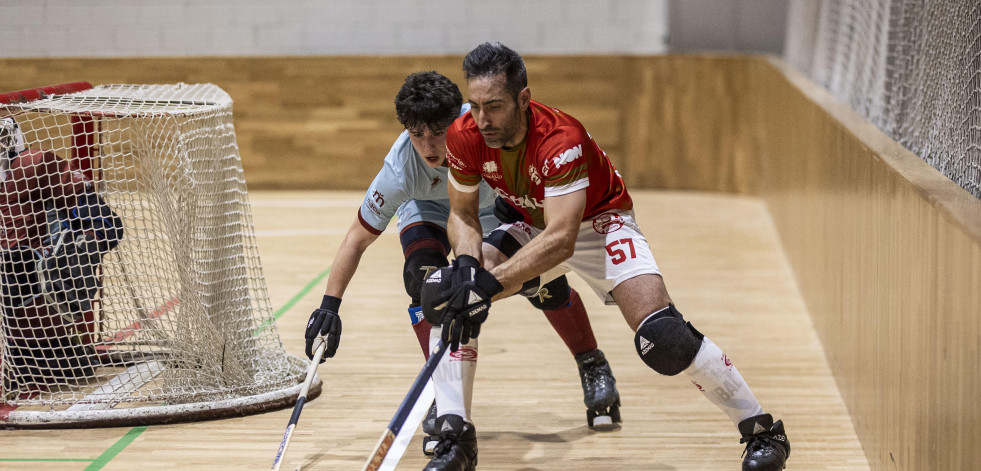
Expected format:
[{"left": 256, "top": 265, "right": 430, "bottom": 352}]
[
  {"left": 784, "top": 0, "right": 981, "bottom": 200},
  {"left": 0, "top": 82, "right": 316, "bottom": 427}
]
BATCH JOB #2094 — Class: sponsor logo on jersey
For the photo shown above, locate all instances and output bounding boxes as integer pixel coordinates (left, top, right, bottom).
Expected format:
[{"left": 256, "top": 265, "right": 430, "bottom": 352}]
[
  {"left": 430, "top": 176, "right": 441, "bottom": 190},
  {"left": 372, "top": 190, "right": 385, "bottom": 207},
  {"left": 450, "top": 345, "right": 478, "bottom": 362},
  {"left": 494, "top": 188, "right": 544, "bottom": 210},
  {"left": 550, "top": 144, "right": 583, "bottom": 169},
  {"left": 528, "top": 164, "right": 541, "bottom": 184},
  {"left": 592, "top": 212, "right": 624, "bottom": 234},
  {"left": 481, "top": 160, "right": 502, "bottom": 181},
  {"left": 365, "top": 199, "right": 382, "bottom": 217},
  {"left": 446, "top": 149, "right": 464, "bottom": 170}
]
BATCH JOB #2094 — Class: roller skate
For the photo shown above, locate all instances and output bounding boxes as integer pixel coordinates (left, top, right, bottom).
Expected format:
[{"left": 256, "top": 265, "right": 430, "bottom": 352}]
[
  {"left": 421, "top": 399, "right": 438, "bottom": 455},
  {"left": 738, "top": 413, "right": 790, "bottom": 470},
  {"left": 423, "top": 414, "right": 477, "bottom": 471},
  {"left": 575, "top": 348, "right": 621, "bottom": 429}
]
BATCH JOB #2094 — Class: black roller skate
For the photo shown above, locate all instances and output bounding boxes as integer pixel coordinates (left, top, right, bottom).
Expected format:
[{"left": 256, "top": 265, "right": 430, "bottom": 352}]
[
  {"left": 423, "top": 414, "right": 477, "bottom": 471},
  {"left": 421, "top": 400, "right": 438, "bottom": 455},
  {"left": 738, "top": 413, "right": 790, "bottom": 470},
  {"left": 574, "top": 348, "right": 621, "bottom": 429}
]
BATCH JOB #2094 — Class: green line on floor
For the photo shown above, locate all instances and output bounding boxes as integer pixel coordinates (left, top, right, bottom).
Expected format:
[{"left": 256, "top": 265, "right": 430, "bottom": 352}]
[{"left": 84, "top": 426, "right": 147, "bottom": 470}]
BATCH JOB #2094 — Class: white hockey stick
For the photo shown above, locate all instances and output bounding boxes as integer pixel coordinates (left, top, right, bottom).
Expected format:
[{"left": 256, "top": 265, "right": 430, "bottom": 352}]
[
  {"left": 271, "top": 341, "right": 326, "bottom": 471},
  {"left": 378, "top": 380, "right": 435, "bottom": 470},
  {"left": 362, "top": 340, "right": 447, "bottom": 471}
]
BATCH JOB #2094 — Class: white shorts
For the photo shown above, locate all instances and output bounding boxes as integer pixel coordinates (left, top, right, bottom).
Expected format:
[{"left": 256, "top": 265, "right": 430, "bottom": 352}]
[{"left": 491, "top": 210, "right": 660, "bottom": 305}]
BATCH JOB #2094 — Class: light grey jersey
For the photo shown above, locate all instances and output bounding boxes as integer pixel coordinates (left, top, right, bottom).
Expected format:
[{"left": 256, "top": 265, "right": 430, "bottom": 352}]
[{"left": 357, "top": 104, "right": 497, "bottom": 235}]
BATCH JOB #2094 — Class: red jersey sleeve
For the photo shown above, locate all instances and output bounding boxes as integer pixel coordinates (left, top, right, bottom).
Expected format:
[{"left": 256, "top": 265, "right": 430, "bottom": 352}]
[
  {"left": 445, "top": 120, "right": 482, "bottom": 192},
  {"left": 539, "top": 126, "right": 592, "bottom": 198}
]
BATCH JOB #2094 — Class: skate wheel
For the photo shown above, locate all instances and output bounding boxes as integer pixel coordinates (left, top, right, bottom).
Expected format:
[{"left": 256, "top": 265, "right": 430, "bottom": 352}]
[
  {"left": 610, "top": 400, "right": 622, "bottom": 423},
  {"left": 422, "top": 435, "right": 438, "bottom": 456},
  {"left": 591, "top": 415, "right": 613, "bottom": 427}
]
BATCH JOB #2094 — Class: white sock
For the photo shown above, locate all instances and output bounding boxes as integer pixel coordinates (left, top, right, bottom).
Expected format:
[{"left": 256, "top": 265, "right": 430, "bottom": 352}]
[
  {"left": 684, "top": 337, "right": 764, "bottom": 425},
  {"left": 430, "top": 325, "right": 478, "bottom": 422}
]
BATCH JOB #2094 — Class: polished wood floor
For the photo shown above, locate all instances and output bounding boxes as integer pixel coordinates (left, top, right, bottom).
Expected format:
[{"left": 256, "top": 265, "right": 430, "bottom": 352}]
[{"left": 0, "top": 190, "right": 870, "bottom": 470}]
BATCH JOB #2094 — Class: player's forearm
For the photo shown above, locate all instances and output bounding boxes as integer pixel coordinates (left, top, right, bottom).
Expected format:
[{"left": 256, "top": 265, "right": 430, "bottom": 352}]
[
  {"left": 489, "top": 225, "right": 575, "bottom": 298},
  {"left": 323, "top": 220, "right": 379, "bottom": 298},
  {"left": 446, "top": 207, "right": 483, "bottom": 260},
  {"left": 446, "top": 183, "right": 484, "bottom": 260}
]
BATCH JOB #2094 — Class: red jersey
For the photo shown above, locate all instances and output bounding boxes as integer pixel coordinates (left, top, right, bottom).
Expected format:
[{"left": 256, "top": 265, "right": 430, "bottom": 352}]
[
  {"left": 446, "top": 100, "right": 631, "bottom": 229},
  {"left": 1, "top": 149, "right": 88, "bottom": 250}
]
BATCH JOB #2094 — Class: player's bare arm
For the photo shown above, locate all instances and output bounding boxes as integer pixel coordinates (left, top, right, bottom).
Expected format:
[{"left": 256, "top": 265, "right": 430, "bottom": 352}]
[
  {"left": 446, "top": 181, "right": 484, "bottom": 261},
  {"left": 323, "top": 218, "right": 380, "bottom": 298},
  {"left": 488, "top": 189, "right": 587, "bottom": 299}
]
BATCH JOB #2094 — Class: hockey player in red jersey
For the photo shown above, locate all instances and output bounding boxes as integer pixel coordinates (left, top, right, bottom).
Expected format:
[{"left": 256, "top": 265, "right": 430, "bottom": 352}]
[{"left": 420, "top": 43, "right": 790, "bottom": 471}]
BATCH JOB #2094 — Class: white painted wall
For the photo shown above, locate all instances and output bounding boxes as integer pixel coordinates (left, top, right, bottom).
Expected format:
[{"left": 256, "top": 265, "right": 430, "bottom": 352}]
[{"left": 0, "top": 0, "right": 668, "bottom": 57}]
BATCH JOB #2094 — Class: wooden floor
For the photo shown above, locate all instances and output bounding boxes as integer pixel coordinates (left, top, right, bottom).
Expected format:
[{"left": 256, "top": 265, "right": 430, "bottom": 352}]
[{"left": 0, "top": 190, "right": 870, "bottom": 470}]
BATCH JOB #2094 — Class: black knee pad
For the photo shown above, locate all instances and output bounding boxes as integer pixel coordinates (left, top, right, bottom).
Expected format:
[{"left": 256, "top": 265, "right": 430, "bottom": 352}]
[
  {"left": 634, "top": 304, "right": 704, "bottom": 376},
  {"left": 1, "top": 246, "right": 41, "bottom": 309},
  {"left": 403, "top": 247, "right": 449, "bottom": 305},
  {"left": 526, "top": 275, "right": 571, "bottom": 310},
  {"left": 420, "top": 265, "right": 453, "bottom": 325}
]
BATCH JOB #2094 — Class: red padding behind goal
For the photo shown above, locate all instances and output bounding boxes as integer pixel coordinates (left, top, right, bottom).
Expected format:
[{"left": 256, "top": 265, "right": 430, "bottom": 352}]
[{"left": 0, "top": 81, "right": 93, "bottom": 104}]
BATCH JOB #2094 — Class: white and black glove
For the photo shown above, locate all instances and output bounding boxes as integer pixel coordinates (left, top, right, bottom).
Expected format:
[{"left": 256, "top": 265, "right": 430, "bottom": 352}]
[
  {"left": 432, "top": 255, "right": 503, "bottom": 352},
  {"left": 305, "top": 295, "right": 342, "bottom": 361}
]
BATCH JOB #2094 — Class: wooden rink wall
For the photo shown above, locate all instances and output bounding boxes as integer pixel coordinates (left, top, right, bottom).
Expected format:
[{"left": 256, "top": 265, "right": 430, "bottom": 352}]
[{"left": 2, "top": 54, "right": 980, "bottom": 470}]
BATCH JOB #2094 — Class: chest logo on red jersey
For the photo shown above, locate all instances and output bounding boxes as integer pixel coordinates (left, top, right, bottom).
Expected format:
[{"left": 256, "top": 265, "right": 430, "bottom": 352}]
[
  {"left": 481, "top": 160, "right": 502, "bottom": 181},
  {"left": 528, "top": 165, "right": 541, "bottom": 184},
  {"left": 495, "top": 188, "right": 544, "bottom": 210}
]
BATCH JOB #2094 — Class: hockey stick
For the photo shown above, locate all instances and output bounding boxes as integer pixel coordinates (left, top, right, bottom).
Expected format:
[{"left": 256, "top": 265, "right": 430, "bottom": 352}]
[
  {"left": 271, "top": 341, "right": 327, "bottom": 471},
  {"left": 362, "top": 340, "right": 448, "bottom": 471}
]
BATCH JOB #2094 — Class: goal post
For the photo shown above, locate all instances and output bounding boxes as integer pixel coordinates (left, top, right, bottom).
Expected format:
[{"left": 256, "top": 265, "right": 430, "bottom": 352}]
[{"left": 0, "top": 82, "right": 319, "bottom": 428}]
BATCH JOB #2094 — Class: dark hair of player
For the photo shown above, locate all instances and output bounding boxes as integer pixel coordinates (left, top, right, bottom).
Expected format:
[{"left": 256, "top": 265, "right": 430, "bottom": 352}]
[
  {"left": 462, "top": 42, "right": 528, "bottom": 103},
  {"left": 395, "top": 71, "right": 463, "bottom": 132}
]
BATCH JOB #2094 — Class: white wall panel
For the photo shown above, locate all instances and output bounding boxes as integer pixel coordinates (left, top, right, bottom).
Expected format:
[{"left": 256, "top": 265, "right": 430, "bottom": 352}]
[{"left": 0, "top": 0, "right": 669, "bottom": 57}]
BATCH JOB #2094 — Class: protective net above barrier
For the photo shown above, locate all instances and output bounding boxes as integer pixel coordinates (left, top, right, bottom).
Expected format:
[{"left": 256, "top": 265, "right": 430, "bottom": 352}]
[{"left": 785, "top": 0, "right": 981, "bottom": 199}]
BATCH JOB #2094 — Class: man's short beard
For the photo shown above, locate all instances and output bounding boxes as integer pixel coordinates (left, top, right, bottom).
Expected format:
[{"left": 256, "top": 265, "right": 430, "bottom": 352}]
[{"left": 484, "top": 108, "right": 523, "bottom": 149}]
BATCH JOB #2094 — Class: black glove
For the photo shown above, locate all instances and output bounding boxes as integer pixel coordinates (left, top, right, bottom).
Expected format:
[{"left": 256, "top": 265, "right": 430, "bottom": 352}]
[
  {"left": 40, "top": 233, "right": 103, "bottom": 320},
  {"left": 434, "top": 255, "right": 503, "bottom": 352},
  {"left": 71, "top": 192, "right": 124, "bottom": 252},
  {"left": 493, "top": 196, "right": 525, "bottom": 224},
  {"left": 305, "top": 295, "right": 342, "bottom": 361}
]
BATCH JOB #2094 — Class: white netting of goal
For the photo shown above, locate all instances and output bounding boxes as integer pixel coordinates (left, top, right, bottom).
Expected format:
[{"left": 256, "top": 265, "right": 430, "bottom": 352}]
[
  {"left": 785, "top": 0, "right": 981, "bottom": 200},
  {"left": 0, "top": 83, "right": 315, "bottom": 428}
]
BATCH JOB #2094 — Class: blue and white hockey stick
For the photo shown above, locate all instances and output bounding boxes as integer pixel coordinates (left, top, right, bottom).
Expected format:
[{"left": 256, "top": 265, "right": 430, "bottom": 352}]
[
  {"left": 271, "top": 341, "right": 326, "bottom": 471},
  {"left": 362, "top": 340, "right": 448, "bottom": 471}
]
